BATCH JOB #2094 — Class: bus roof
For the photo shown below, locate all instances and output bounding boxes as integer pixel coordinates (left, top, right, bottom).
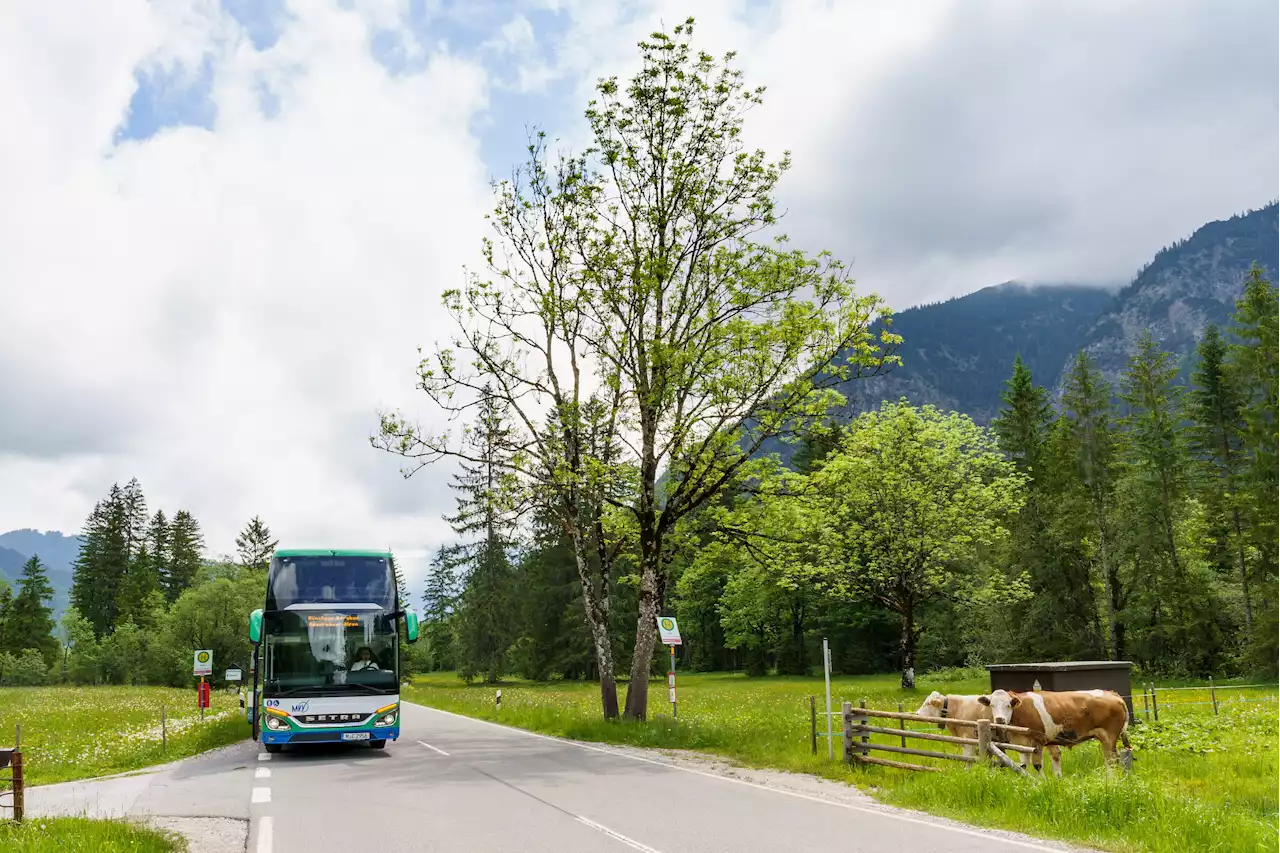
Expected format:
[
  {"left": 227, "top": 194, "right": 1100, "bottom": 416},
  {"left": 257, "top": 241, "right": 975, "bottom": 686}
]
[{"left": 271, "top": 549, "right": 393, "bottom": 559}]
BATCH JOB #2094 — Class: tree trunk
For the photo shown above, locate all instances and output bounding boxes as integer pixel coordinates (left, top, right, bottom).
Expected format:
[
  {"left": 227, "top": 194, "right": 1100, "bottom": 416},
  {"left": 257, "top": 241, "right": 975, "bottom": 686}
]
[
  {"left": 899, "top": 604, "right": 917, "bottom": 689},
  {"left": 623, "top": 540, "right": 662, "bottom": 719},
  {"left": 569, "top": 528, "right": 618, "bottom": 719}
]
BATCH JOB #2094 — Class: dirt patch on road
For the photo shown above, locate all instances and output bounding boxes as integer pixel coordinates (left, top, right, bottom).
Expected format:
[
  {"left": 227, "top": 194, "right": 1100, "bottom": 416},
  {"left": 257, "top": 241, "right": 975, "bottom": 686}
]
[{"left": 144, "top": 816, "right": 248, "bottom": 853}]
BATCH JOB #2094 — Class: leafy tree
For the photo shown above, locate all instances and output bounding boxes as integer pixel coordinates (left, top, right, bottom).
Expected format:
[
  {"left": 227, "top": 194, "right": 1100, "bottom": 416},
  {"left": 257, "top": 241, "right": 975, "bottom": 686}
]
[
  {"left": 1188, "top": 325, "right": 1253, "bottom": 629},
  {"left": 766, "top": 401, "right": 1022, "bottom": 687},
  {"left": 60, "top": 607, "right": 101, "bottom": 685},
  {"left": 8, "top": 555, "right": 59, "bottom": 665},
  {"left": 71, "top": 487, "right": 130, "bottom": 637},
  {"left": 235, "top": 516, "right": 278, "bottom": 572}
]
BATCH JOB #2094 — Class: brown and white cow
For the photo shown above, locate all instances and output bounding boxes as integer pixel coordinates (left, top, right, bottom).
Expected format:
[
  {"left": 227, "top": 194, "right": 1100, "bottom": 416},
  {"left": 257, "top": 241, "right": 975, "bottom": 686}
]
[
  {"left": 913, "top": 691, "right": 992, "bottom": 760},
  {"left": 980, "top": 688, "right": 1131, "bottom": 776}
]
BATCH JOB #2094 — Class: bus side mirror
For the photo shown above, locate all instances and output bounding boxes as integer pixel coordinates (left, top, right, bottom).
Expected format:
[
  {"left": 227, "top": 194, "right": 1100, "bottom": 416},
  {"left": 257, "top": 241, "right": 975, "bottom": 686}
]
[
  {"left": 249, "top": 608, "right": 263, "bottom": 644},
  {"left": 404, "top": 610, "right": 420, "bottom": 643}
]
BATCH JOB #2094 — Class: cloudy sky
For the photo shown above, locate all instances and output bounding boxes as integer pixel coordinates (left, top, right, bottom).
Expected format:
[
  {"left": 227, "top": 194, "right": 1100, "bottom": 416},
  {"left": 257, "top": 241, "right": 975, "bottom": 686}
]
[{"left": 1, "top": 0, "right": 1275, "bottom": 589}]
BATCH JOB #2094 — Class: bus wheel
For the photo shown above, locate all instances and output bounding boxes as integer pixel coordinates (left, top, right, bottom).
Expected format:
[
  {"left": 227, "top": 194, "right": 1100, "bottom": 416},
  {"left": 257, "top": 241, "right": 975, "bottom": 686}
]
[
  {"left": 264, "top": 743, "right": 283, "bottom": 754},
  {"left": 369, "top": 739, "right": 387, "bottom": 750}
]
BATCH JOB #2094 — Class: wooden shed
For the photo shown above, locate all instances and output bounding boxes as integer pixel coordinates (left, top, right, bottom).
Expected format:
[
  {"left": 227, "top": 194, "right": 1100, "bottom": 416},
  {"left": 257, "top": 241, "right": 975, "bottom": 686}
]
[{"left": 986, "top": 660, "right": 1135, "bottom": 719}]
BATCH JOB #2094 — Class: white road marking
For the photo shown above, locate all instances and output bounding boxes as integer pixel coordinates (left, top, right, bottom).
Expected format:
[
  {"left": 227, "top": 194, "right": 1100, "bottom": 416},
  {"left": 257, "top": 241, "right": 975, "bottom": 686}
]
[
  {"left": 417, "top": 740, "right": 450, "bottom": 756},
  {"left": 409, "top": 702, "right": 1066, "bottom": 853},
  {"left": 258, "top": 752, "right": 272, "bottom": 761},
  {"left": 256, "top": 816, "right": 273, "bottom": 853},
  {"left": 252, "top": 786, "right": 272, "bottom": 803},
  {"left": 255, "top": 766, "right": 271, "bottom": 779},
  {"left": 576, "top": 815, "right": 665, "bottom": 853}
]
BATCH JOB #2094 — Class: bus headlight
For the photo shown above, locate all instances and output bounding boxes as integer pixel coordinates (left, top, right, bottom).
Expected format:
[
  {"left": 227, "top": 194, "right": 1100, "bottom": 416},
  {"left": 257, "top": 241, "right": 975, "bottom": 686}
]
[
  {"left": 266, "top": 715, "right": 290, "bottom": 731},
  {"left": 373, "top": 711, "right": 397, "bottom": 727}
]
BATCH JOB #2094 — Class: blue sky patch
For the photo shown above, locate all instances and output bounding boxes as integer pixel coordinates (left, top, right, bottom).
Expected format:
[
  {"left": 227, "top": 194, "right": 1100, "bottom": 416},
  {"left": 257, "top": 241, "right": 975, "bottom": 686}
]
[{"left": 114, "top": 54, "right": 218, "bottom": 143}]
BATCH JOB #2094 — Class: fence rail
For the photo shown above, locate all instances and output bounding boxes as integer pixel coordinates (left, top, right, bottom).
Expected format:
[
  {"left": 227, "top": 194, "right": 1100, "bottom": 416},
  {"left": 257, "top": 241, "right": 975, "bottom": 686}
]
[{"left": 840, "top": 700, "right": 1034, "bottom": 776}]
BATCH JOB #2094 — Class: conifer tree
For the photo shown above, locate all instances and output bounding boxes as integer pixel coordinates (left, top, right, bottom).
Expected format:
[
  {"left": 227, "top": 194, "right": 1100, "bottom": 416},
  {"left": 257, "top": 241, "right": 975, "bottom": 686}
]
[
  {"left": 146, "top": 510, "right": 170, "bottom": 590},
  {"left": 9, "top": 555, "right": 58, "bottom": 665},
  {"left": 235, "top": 516, "right": 278, "bottom": 572},
  {"left": 447, "top": 391, "right": 519, "bottom": 683},
  {"left": 166, "top": 510, "right": 205, "bottom": 600},
  {"left": 1188, "top": 324, "right": 1252, "bottom": 628},
  {"left": 1060, "top": 351, "right": 1126, "bottom": 658},
  {"left": 1228, "top": 268, "right": 1279, "bottom": 565}
]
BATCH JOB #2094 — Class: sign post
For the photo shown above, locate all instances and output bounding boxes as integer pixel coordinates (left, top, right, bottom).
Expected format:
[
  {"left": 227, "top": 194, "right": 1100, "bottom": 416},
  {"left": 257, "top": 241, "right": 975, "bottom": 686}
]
[
  {"left": 656, "top": 616, "right": 682, "bottom": 718},
  {"left": 823, "top": 637, "right": 833, "bottom": 760},
  {"left": 193, "top": 650, "right": 213, "bottom": 721}
]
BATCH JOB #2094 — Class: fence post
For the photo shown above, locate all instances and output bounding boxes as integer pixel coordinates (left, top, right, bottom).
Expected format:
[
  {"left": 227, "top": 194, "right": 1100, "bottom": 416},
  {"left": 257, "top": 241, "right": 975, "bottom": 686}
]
[
  {"left": 1150, "top": 682, "right": 1159, "bottom": 722},
  {"left": 11, "top": 747, "right": 23, "bottom": 823},
  {"left": 1209, "top": 678, "right": 1218, "bottom": 716},
  {"left": 897, "top": 702, "right": 906, "bottom": 748},
  {"left": 809, "top": 696, "right": 817, "bottom": 755},
  {"left": 857, "top": 699, "right": 870, "bottom": 760},
  {"left": 976, "top": 719, "right": 992, "bottom": 767},
  {"left": 1142, "top": 684, "right": 1150, "bottom": 721},
  {"left": 841, "top": 701, "right": 853, "bottom": 764}
]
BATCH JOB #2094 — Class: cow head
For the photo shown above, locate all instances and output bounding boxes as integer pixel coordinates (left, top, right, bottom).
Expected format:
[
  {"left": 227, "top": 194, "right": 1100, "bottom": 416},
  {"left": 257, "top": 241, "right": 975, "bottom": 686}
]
[
  {"left": 978, "top": 689, "right": 1021, "bottom": 725},
  {"left": 914, "top": 691, "right": 946, "bottom": 719}
]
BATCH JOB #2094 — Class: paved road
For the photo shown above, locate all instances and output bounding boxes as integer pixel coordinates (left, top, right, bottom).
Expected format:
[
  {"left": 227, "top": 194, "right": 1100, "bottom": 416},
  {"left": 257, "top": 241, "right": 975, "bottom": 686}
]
[{"left": 248, "top": 701, "right": 1073, "bottom": 853}]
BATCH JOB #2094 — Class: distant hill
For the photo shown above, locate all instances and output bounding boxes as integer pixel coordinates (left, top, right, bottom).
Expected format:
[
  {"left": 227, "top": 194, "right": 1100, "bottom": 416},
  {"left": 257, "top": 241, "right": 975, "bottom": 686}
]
[
  {"left": 850, "top": 281, "right": 1118, "bottom": 424},
  {"left": 0, "top": 529, "right": 82, "bottom": 619}
]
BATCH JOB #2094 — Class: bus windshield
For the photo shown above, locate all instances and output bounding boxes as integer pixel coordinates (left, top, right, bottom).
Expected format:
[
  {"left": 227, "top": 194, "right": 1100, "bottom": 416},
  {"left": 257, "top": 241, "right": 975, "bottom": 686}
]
[
  {"left": 266, "top": 554, "right": 395, "bottom": 611},
  {"left": 263, "top": 609, "right": 398, "bottom": 697}
]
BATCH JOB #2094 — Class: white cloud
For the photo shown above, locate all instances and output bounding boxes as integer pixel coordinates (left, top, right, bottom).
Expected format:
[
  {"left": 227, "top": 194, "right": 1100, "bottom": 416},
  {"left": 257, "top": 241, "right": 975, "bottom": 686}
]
[
  {"left": 0, "top": 0, "right": 490, "bottom": 582},
  {"left": 1, "top": 0, "right": 1274, "bottom": 596}
]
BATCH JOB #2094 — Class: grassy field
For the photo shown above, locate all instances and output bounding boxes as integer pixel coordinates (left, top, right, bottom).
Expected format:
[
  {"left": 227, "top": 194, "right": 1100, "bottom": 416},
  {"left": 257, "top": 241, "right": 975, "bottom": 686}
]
[
  {"left": 403, "top": 670, "right": 1278, "bottom": 853},
  {"left": 0, "top": 686, "right": 248, "bottom": 788},
  {"left": 0, "top": 817, "right": 183, "bottom": 852}
]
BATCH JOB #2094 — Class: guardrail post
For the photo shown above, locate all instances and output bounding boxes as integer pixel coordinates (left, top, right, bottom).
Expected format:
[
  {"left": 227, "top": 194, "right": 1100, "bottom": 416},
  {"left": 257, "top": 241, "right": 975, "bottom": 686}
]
[{"left": 841, "top": 701, "right": 853, "bottom": 764}]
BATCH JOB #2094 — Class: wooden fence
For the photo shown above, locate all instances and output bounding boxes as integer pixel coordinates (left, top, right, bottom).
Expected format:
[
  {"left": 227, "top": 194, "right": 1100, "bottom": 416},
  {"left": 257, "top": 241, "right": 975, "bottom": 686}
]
[{"left": 839, "top": 700, "right": 1037, "bottom": 776}]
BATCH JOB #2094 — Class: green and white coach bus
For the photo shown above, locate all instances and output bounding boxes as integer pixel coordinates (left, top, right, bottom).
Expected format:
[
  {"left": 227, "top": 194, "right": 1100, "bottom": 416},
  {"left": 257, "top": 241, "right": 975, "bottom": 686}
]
[{"left": 246, "top": 549, "right": 420, "bottom": 752}]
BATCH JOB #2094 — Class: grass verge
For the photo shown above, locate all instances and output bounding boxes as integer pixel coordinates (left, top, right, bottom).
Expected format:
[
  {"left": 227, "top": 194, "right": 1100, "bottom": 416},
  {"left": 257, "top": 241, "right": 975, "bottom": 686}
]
[
  {"left": 404, "top": 670, "right": 1277, "bottom": 853},
  {"left": 0, "top": 685, "right": 248, "bottom": 788},
  {"left": 0, "top": 817, "right": 183, "bottom": 852}
]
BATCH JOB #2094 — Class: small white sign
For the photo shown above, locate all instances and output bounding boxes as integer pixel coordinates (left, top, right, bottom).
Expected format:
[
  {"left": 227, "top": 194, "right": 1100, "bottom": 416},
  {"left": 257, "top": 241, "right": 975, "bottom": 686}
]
[
  {"left": 193, "top": 649, "right": 213, "bottom": 676},
  {"left": 656, "top": 616, "right": 681, "bottom": 645},
  {"left": 226, "top": 668, "right": 243, "bottom": 682}
]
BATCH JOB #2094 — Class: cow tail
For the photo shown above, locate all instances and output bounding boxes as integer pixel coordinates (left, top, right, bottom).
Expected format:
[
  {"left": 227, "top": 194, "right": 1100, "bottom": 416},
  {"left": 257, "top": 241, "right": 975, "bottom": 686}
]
[{"left": 1120, "top": 701, "right": 1132, "bottom": 749}]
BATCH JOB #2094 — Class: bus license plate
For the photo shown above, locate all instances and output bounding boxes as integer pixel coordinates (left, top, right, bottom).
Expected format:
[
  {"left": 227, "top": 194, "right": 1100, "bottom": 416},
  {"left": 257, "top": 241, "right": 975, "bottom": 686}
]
[{"left": 342, "top": 732, "right": 370, "bottom": 741}]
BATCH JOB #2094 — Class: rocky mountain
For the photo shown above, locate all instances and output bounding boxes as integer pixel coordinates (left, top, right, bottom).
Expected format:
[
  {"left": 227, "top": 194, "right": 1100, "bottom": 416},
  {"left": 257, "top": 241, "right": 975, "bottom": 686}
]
[
  {"left": 0, "top": 529, "right": 82, "bottom": 619},
  {"left": 1055, "top": 201, "right": 1279, "bottom": 395},
  {"left": 752, "top": 200, "right": 1277, "bottom": 469}
]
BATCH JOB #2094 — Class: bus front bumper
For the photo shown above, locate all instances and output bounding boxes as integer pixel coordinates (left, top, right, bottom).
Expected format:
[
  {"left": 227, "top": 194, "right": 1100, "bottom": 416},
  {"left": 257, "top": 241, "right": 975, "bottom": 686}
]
[{"left": 261, "top": 726, "right": 400, "bottom": 745}]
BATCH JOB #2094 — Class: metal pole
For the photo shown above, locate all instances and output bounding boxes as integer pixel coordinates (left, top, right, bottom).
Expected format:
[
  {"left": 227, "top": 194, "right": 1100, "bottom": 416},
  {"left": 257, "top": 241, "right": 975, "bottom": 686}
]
[
  {"left": 669, "top": 644, "right": 677, "bottom": 719},
  {"left": 12, "top": 747, "right": 23, "bottom": 823},
  {"left": 823, "top": 638, "right": 833, "bottom": 761}
]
